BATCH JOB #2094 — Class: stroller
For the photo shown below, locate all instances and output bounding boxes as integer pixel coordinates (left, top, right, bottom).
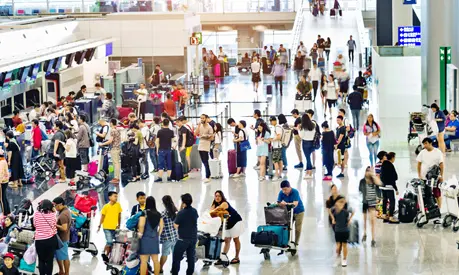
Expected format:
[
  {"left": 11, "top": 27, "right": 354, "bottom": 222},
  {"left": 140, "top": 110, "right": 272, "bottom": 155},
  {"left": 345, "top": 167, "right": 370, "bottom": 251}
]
[
  {"left": 31, "top": 154, "right": 57, "bottom": 181},
  {"left": 408, "top": 109, "right": 438, "bottom": 154},
  {"left": 251, "top": 204, "right": 297, "bottom": 260},
  {"left": 408, "top": 165, "right": 442, "bottom": 228},
  {"left": 440, "top": 175, "right": 459, "bottom": 231}
]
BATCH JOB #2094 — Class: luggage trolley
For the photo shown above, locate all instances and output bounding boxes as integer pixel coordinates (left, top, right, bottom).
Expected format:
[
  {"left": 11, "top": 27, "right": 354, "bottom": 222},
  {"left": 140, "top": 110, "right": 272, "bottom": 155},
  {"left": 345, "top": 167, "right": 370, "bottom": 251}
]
[
  {"left": 69, "top": 206, "right": 99, "bottom": 257},
  {"left": 251, "top": 204, "right": 297, "bottom": 260},
  {"left": 441, "top": 177, "right": 459, "bottom": 231},
  {"left": 411, "top": 166, "right": 442, "bottom": 228},
  {"left": 196, "top": 214, "right": 230, "bottom": 267}
]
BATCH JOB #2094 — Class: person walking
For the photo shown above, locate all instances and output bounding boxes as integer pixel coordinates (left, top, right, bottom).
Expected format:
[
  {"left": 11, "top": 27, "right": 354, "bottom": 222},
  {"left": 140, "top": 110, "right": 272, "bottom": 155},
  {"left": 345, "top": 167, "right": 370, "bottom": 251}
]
[
  {"left": 294, "top": 51, "right": 305, "bottom": 81},
  {"left": 269, "top": 117, "right": 284, "bottom": 181},
  {"left": 347, "top": 35, "right": 357, "bottom": 63},
  {"left": 251, "top": 57, "right": 261, "bottom": 92},
  {"left": 291, "top": 109, "right": 304, "bottom": 169},
  {"left": 159, "top": 195, "right": 178, "bottom": 274},
  {"left": 324, "top": 37, "right": 332, "bottom": 60},
  {"left": 309, "top": 43, "right": 319, "bottom": 65},
  {"left": 211, "top": 191, "right": 243, "bottom": 265},
  {"left": 431, "top": 103, "right": 446, "bottom": 153},
  {"left": 310, "top": 63, "right": 321, "bottom": 102},
  {"left": 363, "top": 114, "right": 381, "bottom": 167},
  {"left": 171, "top": 193, "right": 199, "bottom": 275},
  {"left": 256, "top": 122, "right": 271, "bottom": 181},
  {"left": 380, "top": 152, "right": 400, "bottom": 223},
  {"left": 297, "top": 114, "right": 316, "bottom": 179},
  {"left": 347, "top": 85, "right": 364, "bottom": 131},
  {"left": 359, "top": 167, "right": 381, "bottom": 247},
  {"left": 271, "top": 58, "right": 286, "bottom": 96},
  {"left": 335, "top": 116, "right": 347, "bottom": 178},
  {"left": 195, "top": 114, "right": 214, "bottom": 182},
  {"left": 321, "top": 121, "right": 336, "bottom": 181},
  {"left": 5, "top": 131, "right": 24, "bottom": 188},
  {"left": 53, "top": 197, "right": 71, "bottom": 275},
  {"left": 325, "top": 74, "right": 339, "bottom": 118},
  {"left": 277, "top": 180, "right": 305, "bottom": 248},
  {"left": 138, "top": 196, "right": 164, "bottom": 275},
  {"left": 34, "top": 199, "right": 59, "bottom": 275}
]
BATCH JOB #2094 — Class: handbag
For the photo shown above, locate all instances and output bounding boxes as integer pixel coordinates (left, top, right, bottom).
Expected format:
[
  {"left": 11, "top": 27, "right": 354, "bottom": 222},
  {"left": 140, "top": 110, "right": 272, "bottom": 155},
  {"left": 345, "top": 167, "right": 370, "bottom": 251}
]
[
  {"left": 19, "top": 258, "right": 36, "bottom": 272},
  {"left": 23, "top": 243, "right": 37, "bottom": 265},
  {"left": 40, "top": 212, "right": 64, "bottom": 249},
  {"left": 239, "top": 130, "right": 251, "bottom": 151},
  {"left": 74, "top": 194, "right": 97, "bottom": 213},
  {"left": 264, "top": 206, "right": 289, "bottom": 225}
]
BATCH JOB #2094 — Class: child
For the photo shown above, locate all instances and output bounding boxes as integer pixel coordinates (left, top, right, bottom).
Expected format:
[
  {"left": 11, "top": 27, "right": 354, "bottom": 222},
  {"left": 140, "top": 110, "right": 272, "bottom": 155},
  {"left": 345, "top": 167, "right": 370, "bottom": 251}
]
[
  {"left": 0, "top": 150, "right": 8, "bottom": 214},
  {"left": 98, "top": 191, "right": 122, "bottom": 260},
  {"left": 213, "top": 123, "right": 223, "bottom": 160},
  {"left": 130, "top": 191, "right": 146, "bottom": 216},
  {"left": 0, "top": 252, "right": 19, "bottom": 275},
  {"left": 331, "top": 195, "right": 354, "bottom": 267}
]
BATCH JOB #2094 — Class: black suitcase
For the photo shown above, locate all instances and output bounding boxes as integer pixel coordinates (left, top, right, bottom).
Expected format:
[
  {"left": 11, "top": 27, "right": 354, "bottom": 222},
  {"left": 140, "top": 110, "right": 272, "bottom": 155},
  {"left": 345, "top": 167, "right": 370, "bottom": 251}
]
[
  {"left": 330, "top": 9, "right": 336, "bottom": 17},
  {"left": 266, "top": 85, "right": 273, "bottom": 95},
  {"left": 8, "top": 241, "right": 28, "bottom": 258},
  {"left": 250, "top": 231, "right": 278, "bottom": 246},
  {"left": 204, "top": 75, "right": 210, "bottom": 89},
  {"left": 398, "top": 198, "right": 417, "bottom": 223}
]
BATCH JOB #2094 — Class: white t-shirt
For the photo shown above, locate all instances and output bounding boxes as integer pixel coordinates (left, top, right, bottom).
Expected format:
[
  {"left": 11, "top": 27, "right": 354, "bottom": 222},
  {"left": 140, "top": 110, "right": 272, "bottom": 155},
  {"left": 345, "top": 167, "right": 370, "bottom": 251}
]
[
  {"left": 298, "top": 45, "right": 308, "bottom": 56},
  {"left": 271, "top": 125, "right": 283, "bottom": 149},
  {"left": 310, "top": 67, "right": 321, "bottom": 81},
  {"left": 327, "top": 81, "right": 338, "bottom": 100},
  {"left": 69, "top": 120, "right": 79, "bottom": 134},
  {"left": 151, "top": 124, "right": 161, "bottom": 137},
  {"left": 251, "top": 62, "right": 261, "bottom": 73},
  {"left": 141, "top": 126, "right": 150, "bottom": 149},
  {"left": 218, "top": 51, "right": 226, "bottom": 61},
  {"left": 65, "top": 138, "right": 77, "bottom": 158},
  {"left": 299, "top": 123, "right": 316, "bottom": 141},
  {"left": 214, "top": 132, "right": 222, "bottom": 144},
  {"left": 137, "top": 88, "right": 148, "bottom": 103},
  {"left": 416, "top": 148, "right": 443, "bottom": 179},
  {"left": 96, "top": 87, "right": 106, "bottom": 94}
]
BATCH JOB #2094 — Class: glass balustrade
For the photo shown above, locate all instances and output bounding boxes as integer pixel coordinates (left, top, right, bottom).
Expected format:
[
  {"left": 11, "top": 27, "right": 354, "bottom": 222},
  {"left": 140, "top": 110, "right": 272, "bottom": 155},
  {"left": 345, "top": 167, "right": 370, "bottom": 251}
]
[{"left": 0, "top": 0, "right": 298, "bottom": 16}]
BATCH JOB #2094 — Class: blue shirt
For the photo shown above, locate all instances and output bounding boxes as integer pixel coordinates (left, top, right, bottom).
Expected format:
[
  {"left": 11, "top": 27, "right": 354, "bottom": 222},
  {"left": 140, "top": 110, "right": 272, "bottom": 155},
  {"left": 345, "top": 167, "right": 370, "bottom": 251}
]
[
  {"left": 174, "top": 206, "right": 199, "bottom": 240},
  {"left": 277, "top": 188, "right": 305, "bottom": 214},
  {"left": 435, "top": 111, "right": 446, "bottom": 132},
  {"left": 447, "top": 119, "right": 459, "bottom": 137}
]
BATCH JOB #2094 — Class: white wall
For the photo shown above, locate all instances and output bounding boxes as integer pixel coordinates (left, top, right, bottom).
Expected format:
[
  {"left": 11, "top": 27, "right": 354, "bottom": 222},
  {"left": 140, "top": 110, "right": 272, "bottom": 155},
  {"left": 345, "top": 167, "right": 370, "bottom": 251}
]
[
  {"left": 83, "top": 57, "right": 109, "bottom": 88},
  {"left": 77, "top": 13, "right": 201, "bottom": 57},
  {"left": 392, "top": 1, "right": 413, "bottom": 45},
  {"left": 373, "top": 48, "right": 421, "bottom": 142}
]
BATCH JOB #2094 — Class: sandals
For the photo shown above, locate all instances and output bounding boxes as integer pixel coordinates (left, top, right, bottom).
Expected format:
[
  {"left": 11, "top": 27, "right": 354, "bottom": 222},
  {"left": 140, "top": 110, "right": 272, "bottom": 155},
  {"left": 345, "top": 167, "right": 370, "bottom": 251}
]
[{"left": 230, "top": 258, "right": 240, "bottom": 264}]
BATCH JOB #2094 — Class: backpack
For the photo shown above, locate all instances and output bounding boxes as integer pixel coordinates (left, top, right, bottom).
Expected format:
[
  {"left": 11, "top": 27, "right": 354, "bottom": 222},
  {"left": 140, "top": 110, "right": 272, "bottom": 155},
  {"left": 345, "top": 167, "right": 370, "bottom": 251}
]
[
  {"left": 96, "top": 125, "right": 108, "bottom": 143},
  {"left": 184, "top": 124, "right": 196, "bottom": 145},
  {"left": 312, "top": 121, "right": 321, "bottom": 149},
  {"left": 185, "top": 127, "right": 195, "bottom": 147},
  {"left": 146, "top": 128, "right": 156, "bottom": 148},
  {"left": 126, "top": 210, "right": 144, "bottom": 231},
  {"left": 281, "top": 124, "right": 293, "bottom": 148}
]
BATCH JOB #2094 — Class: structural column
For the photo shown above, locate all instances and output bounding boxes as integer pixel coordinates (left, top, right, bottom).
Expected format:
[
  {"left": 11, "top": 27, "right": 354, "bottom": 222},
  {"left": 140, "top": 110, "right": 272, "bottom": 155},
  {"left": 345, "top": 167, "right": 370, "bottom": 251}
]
[
  {"left": 392, "top": 0, "right": 413, "bottom": 45},
  {"left": 421, "top": 0, "right": 457, "bottom": 105}
]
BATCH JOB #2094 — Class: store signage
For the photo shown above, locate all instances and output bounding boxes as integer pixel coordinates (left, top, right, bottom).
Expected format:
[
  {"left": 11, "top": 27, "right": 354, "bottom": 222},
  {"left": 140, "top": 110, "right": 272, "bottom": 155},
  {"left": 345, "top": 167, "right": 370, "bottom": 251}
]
[
  {"left": 403, "top": 0, "right": 416, "bottom": 4},
  {"left": 192, "top": 32, "right": 202, "bottom": 44},
  {"left": 398, "top": 26, "right": 421, "bottom": 47},
  {"left": 189, "top": 37, "right": 200, "bottom": 45}
]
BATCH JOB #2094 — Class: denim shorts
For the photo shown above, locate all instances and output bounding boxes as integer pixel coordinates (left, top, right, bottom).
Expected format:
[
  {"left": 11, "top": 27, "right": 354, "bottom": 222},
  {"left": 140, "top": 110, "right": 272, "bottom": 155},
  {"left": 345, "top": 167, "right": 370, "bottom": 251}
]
[
  {"left": 158, "top": 149, "right": 172, "bottom": 170},
  {"left": 104, "top": 229, "right": 116, "bottom": 247},
  {"left": 55, "top": 241, "right": 69, "bottom": 261},
  {"left": 161, "top": 239, "right": 176, "bottom": 256}
]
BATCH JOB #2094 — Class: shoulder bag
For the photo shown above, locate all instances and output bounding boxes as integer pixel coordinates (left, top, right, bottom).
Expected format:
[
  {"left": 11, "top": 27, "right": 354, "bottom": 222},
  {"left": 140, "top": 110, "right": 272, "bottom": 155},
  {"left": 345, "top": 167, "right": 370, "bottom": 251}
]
[
  {"left": 85, "top": 124, "right": 95, "bottom": 147},
  {"left": 40, "top": 212, "right": 64, "bottom": 249},
  {"left": 239, "top": 129, "right": 251, "bottom": 151}
]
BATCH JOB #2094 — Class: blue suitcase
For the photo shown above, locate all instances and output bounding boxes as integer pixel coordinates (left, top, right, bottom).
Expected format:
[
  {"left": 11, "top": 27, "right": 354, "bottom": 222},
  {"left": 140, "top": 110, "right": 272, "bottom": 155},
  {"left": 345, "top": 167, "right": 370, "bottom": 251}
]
[
  {"left": 257, "top": 225, "right": 289, "bottom": 247},
  {"left": 266, "top": 85, "right": 273, "bottom": 95}
]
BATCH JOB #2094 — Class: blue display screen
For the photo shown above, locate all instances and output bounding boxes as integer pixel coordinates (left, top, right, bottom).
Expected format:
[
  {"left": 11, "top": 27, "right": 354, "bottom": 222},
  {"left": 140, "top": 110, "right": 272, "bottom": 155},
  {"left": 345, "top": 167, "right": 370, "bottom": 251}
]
[
  {"left": 106, "top": 42, "right": 113, "bottom": 56},
  {"left": 31, "top": 63, "right": 40, "bottom": 80},
  {"left": 21, "top": 67, "right": 30, "bottom": 83},
  {"left": 398, "top": 26, "right": 421, "bottom": 47}
]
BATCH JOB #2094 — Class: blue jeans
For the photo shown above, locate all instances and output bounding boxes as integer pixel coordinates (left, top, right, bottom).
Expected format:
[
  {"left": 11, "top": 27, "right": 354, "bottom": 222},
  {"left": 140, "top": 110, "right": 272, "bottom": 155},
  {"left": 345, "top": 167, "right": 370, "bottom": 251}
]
[
  {"left": 445, "top": 134, "right": 459, "bottom": 149},
  {"left": 367, "top": 140, "right": 379, "bottom": 166},
  {"left": 351, "top": 109, "right": 361, "bottom": 130},
  {"left": 149, "top": 148, "right": 158, "bottom": 170},
  {"left": 31, "top": 148, "right": 40, "bottom": 159},
  {"left": 171, "top": 239, "right": 197, "bottom": 275},
  {"left": 103, "top": 229, "right": 116, "bottom": 247},
  {"left": 302, "top": 140, "right": 314, "bottom": 171},
  {"left": 158, "top": 149, "right": 172, "bottom": 171},
  {"left": 281, "top": 147, "right": 288, "bottom": 167}
]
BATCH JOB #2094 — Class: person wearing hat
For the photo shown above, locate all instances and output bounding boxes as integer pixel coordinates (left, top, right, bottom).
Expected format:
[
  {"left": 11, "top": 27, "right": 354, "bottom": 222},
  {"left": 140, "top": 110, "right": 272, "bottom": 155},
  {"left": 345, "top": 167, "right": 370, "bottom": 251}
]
[
  {"left": 34, "top": 199, "right": 58, "bottom": 275},
  {"left": 231, "top": 120, "right": 248, "bottom": 178},
  {"left": 269, "top": 116, "right": 284, "bottom": 181},
  {"left": 277, "top": 180, "right": 305, "bottom": 248},
  {"left": 0, "top": 252, "right": 19, "bottom": 275},
  {"left": 53, "top": 197, "right": 71, "bottom": 275}
]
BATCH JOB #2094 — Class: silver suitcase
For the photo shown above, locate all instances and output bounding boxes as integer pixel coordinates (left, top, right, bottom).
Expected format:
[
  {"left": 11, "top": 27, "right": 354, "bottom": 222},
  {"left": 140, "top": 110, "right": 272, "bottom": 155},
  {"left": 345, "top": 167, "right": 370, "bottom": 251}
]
[{"left": 209, "top": 159, "right": 222, "bottom": 178}]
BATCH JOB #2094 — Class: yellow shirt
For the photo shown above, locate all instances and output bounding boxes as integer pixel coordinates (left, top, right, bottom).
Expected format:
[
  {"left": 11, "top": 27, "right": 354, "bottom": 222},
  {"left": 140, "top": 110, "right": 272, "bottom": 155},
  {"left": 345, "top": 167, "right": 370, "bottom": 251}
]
[{"left": 101, "top": 202, "right": 122, "bottom": 230}]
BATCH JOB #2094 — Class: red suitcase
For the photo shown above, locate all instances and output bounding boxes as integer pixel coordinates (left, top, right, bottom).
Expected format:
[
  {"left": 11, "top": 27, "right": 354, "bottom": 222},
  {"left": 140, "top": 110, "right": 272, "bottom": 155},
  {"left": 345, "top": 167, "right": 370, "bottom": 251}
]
[
  {"left": 228, "top": 149, "right": 237, "bottom": 174},
  {"left": 117, "top": 107, "right": 133, "bottom": 119}
]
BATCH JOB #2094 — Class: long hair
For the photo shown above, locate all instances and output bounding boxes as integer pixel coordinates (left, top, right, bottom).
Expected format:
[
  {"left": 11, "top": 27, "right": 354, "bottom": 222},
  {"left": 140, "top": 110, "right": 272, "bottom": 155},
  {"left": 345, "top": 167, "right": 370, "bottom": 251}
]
[
  {"left": 215, "top": 123, "right": 223, "bottom": 142},
  {"left": 300, "top": 114, "right": 314, "bottom": 131},
  {"left": 258, "top": 122, "right": 271, "bottom": 138},
  {"left": 365, "top": 114, "right": 379, "bottom": 129},
  {"left": 162, "top": 195, "right": 178, "bottom": 220},
  {"left": 145, "top": 196, "right": 160, "bottom": 228},
  {"left": 211, "top": 190, "right": 227, "bottom": 207},
  {"left": 278, "top": 114, "right": 287, "bottom": 125}
]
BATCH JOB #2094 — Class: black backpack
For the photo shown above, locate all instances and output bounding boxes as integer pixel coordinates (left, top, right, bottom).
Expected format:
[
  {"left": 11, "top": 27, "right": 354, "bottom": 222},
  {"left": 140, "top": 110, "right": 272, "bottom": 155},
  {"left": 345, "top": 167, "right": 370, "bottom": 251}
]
[{"left": 185, "top": 127, "right": 195, "bottom": 147}]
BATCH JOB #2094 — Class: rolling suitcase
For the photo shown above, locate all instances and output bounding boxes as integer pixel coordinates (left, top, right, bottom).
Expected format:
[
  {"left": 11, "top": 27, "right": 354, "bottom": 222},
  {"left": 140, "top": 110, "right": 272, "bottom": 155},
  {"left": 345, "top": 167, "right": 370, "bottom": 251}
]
[
  {"left": 330, "top": 9, "right": 336, "bottom": 17},
  {"left": 251, "top": 231, "right": 278, "bottom": 246},
  {"left": 209, "top": 159, "right": 222, "bottom": 178},
  {"left": 214, "top": 64, "right": 221, "bottom": 78},
  {"left": 170, "top": 150, "right": 184, "bottom": 181},
  {"left": 190, "top": 144, "right": 201, "bottom": 170},
  {"left": 398, "top": 198, "right": 417, "bottom": 223},
  {"left": 348, "top": 220, "right": 359, "bottom": 244},
  {"left": 227, "top": 149, "right": 237, "bottom": 174},
  {"left": 256, "top": 225, "right": 289, "bottom": 247},
  {"left": 266, "top": 85, "right": 273, "bottom": 95}
]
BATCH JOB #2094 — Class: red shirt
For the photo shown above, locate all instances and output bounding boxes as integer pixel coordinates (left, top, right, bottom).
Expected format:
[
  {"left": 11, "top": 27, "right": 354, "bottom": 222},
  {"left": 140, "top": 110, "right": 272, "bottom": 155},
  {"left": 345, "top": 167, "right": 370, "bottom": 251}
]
[
  {"left": 164, "top": 99, "right": 176, "bottom": 118},
  {"left": 32, "top": 127, "right": 42, "bottom": 150},
  {"left": 171, "top": 89, "right": 181, "bottom": 102},
  {"left": 12, "top": 116, "right": 22, "bottom": 127}
]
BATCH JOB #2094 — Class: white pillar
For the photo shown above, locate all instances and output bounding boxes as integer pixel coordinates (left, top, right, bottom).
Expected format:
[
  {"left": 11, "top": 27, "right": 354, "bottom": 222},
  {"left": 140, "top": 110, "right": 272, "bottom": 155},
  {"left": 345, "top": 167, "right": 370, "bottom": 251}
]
[{"left": 392, "top": 0, "right": 413, "bottom": 45}]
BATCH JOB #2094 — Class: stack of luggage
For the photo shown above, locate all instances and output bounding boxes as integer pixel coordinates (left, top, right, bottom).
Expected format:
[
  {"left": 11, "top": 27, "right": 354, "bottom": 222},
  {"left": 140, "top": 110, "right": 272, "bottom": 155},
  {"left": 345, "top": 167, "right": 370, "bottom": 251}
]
[{"left": 251, "top": 205, "right": 290, "bottom": 248}]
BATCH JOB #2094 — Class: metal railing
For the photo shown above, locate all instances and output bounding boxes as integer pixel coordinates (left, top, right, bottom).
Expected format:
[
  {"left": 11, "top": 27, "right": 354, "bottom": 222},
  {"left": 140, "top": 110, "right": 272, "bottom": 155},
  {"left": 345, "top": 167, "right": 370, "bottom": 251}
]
[
  {"left": 0, "top": 0, "right": 297, "bottom": 16},
  {"left": 289, "top": 0, "right": 304, "bottom": 66}
]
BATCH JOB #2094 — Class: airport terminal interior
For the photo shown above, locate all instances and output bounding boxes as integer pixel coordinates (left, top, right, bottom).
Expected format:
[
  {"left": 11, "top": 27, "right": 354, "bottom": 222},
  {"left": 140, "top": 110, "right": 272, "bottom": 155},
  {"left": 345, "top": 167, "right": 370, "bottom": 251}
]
[{"left": 0, "top": 0, "right": 459, "bottom": 274}]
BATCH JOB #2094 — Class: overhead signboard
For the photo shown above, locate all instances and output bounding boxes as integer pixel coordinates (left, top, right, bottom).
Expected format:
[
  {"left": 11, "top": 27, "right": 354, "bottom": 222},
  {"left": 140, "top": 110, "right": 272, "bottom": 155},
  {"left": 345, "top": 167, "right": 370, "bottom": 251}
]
[
  {"left": 398, "top": 26, "right": 421, "bottom": 47},
  {"left": 403, "top": 0, "right": 416, "bottom": 4}
]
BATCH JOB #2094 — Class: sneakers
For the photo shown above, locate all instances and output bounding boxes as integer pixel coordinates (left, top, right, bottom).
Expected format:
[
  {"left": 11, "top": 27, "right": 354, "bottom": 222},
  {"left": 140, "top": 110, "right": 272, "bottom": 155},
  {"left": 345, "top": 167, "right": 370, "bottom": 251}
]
[
  {"left": 154, "top": 178, "right": 163, "bottom": 183},
  {"left": 258, "top": 177, "right": 265, "bottom": 181},
  {"left": 140, "top": 174, "right": 149, "bottom": 180},
  {"left": 203, "top": 178, "right": 211, "bottom": 183},
  {"left": 304, "top": 174, "right": 313, "bottom": 179},
  {"left": 333, "top": 256, "right": 341, "bottom": 267},
  {"left": 232, "top": 174, "right": 241, "bottom": 178},
  {"left": 341, "top": 259, "right": 347, "bottom": 267},
  {"left": 272, "top": 176, "right": 282, "bottom": 181},
  {"left": 283, "top": 167, "right": 288, "bottom": 171},
  {"left": 294, "top": 163, "right": 304, "bottom": 169},
  {"left": 336, "top": 173, "right": 345, "bottom": 178},
  {"left": 254, "top": 166, "right": 260, "bottom": 170},
  {"left": 322, "top": 176, "right": 332, "bottom": 181}
]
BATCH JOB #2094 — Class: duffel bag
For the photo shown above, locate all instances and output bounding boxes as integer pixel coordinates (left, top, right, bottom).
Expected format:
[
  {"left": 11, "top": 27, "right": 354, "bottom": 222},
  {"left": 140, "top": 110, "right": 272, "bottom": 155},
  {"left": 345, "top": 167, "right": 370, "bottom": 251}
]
[
  {"left": 264, "top": 206, "right": 289, "bottom": 225},
  {"left": 250, "top": 231, "right": 278, "bottom": 246}
]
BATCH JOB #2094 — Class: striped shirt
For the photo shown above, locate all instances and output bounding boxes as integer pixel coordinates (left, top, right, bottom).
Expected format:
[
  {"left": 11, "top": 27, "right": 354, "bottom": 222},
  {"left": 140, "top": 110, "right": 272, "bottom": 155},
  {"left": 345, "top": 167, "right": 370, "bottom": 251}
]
[
  {"left": 365, "top": 183, "right": 378, "bottom": 205},
  {"left": 375, "top": 161, "right": 382, "bottom": 176},
  {"left": 33, "top": 211, "right": 57, "bottom": 240}
]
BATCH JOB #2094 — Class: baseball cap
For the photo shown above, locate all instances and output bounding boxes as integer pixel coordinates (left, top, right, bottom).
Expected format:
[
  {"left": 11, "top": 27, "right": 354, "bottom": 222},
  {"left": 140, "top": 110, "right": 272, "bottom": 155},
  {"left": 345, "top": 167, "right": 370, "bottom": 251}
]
[{"left": 3, "top": 253, "right": 14, "bottom": 260}]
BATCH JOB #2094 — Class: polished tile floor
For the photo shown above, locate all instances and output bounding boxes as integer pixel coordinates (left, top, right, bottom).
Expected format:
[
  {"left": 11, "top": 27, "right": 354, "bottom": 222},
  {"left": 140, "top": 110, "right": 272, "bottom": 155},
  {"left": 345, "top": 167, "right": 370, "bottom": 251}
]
[{"left": 12, "top": 10, "right": 459, "bottom": 275}]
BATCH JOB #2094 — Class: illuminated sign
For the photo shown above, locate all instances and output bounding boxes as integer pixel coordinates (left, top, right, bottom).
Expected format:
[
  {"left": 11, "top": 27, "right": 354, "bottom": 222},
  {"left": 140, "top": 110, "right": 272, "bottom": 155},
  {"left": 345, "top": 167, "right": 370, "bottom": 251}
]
[{"left": 398, "top": 26, "right": 421, "bottom": 47}]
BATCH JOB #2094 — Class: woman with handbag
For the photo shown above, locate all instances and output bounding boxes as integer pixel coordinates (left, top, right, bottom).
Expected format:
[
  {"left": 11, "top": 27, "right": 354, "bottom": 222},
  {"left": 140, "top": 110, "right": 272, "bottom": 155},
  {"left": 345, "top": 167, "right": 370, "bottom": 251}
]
[
  {"left": 138, "top": 196, "right": 164, "bottom": 275},
  {"left": 231, "top": 121, "right": 249, "bottom": 178},
  {"left": 33, "top": 199, "right": 59, "bottom": 275}
]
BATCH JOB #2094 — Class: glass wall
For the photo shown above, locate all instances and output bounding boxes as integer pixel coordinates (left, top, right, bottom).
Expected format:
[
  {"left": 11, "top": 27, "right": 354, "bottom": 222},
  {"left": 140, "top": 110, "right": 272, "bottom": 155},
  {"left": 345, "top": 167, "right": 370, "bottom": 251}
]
[
  {"left": 202, "top": 31, "right": 238, "bottom": 59},
  {"left": 263, "top": 30, "right": 292, "bottom": 49},
  {"left": 0, "top": 0, "right": 297, "bottom": 16}
]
